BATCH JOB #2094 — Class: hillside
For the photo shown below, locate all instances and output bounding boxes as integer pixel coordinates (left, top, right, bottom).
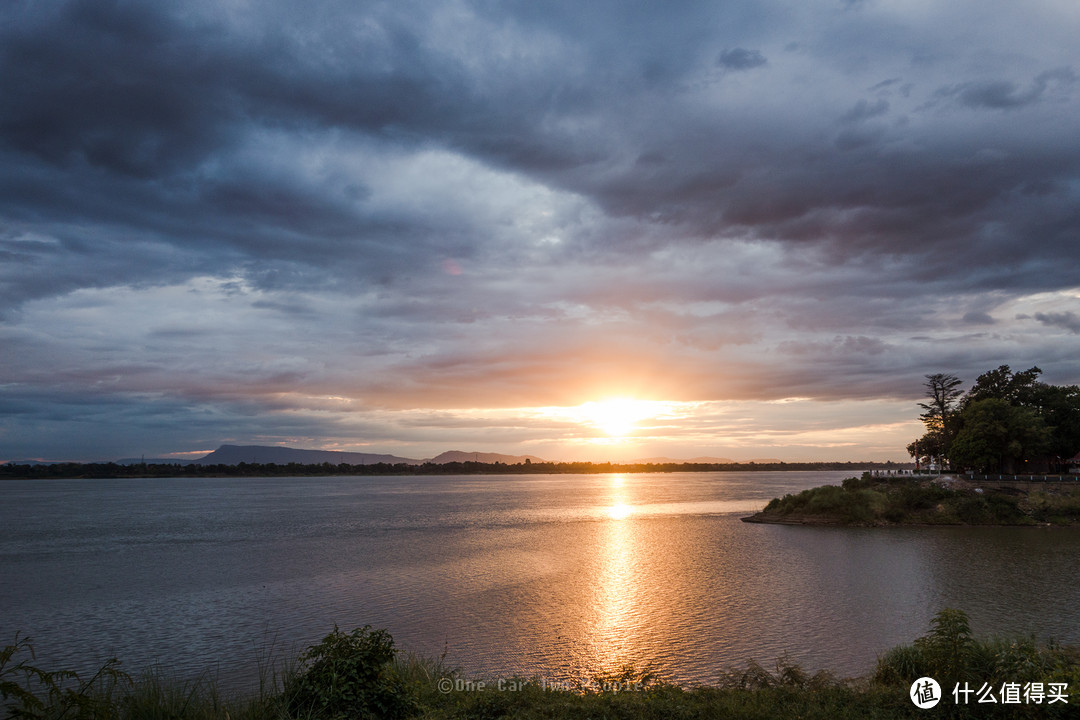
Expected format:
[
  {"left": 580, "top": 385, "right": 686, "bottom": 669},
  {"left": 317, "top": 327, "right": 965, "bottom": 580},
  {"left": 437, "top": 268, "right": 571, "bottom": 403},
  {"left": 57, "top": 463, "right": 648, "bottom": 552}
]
[
  {"left": 192, "top": 445, "right": 551, "bottom": 466},
  {"left": 426, "top": 450, "right": 546, "bottom": 464},
  {"left": 634, "top": 455, "right": 736, "bottom": 464},
  {"left": 194, "top": 445, "right": 421, "bottom": 465}
]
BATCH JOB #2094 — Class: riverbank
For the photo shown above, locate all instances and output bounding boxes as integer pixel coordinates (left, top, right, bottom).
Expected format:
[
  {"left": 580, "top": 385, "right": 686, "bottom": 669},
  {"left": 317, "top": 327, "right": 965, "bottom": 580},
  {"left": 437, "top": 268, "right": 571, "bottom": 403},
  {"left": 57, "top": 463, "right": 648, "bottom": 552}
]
[
  {"left": 3, "top": 610, "right": 1077, "bottom": 719},
  {"left": 742, "top": 473, "right": 1080, "bottom": 526}
]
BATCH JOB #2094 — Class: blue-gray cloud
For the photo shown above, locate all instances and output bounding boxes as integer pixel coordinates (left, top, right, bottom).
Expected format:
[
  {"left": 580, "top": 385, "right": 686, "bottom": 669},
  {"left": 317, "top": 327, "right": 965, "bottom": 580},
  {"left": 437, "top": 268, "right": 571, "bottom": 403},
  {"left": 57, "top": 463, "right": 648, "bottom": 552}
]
[
  {"left": 717, "top": 47, "right": 767, "bottom": 70},
  {"left": 935, "top": 68, "right": 1076, "bottom": 110},
  {"left": 1034, "top": 311, "right": 1080, "bottom": 334}
]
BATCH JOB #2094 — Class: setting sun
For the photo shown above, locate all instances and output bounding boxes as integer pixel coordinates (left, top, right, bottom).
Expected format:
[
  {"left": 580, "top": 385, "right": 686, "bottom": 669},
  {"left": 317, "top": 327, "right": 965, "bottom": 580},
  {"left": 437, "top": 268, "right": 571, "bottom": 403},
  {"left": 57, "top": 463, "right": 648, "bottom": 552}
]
[{"left": 579, "top": 398, "right": 656, "bottom": 438}]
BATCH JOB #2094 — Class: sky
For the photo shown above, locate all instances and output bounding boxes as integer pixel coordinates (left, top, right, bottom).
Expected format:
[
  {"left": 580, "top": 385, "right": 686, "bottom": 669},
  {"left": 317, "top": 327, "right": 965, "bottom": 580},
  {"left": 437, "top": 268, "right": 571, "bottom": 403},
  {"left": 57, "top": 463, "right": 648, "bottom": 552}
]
[{"left": 2, "top": 0, "right": 1079, "bottom": 463}]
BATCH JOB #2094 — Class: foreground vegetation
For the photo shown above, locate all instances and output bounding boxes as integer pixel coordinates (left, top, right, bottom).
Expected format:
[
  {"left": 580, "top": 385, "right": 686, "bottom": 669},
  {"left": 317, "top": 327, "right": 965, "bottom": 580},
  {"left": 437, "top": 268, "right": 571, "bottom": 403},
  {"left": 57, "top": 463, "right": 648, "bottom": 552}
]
[
  {"left": 745, "top": 473, "right": 1080, "bottom": 526},
  {"left": 3, "top": 611, "right": 1077, "bottom": 719}
]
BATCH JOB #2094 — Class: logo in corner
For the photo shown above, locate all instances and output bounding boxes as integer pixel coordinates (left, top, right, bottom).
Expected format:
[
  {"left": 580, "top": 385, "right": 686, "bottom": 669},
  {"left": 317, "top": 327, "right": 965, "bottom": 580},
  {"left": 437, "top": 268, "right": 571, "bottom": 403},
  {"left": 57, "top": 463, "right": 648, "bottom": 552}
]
[{"left": 910, "top": 676, "right": 941, "bottom": 709}]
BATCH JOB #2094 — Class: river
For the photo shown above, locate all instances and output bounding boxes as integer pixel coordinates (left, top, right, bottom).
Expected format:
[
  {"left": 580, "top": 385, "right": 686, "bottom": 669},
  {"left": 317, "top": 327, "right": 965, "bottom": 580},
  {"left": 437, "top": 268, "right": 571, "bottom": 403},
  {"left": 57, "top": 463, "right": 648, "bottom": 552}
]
[{"left": 3, "top": 471, "right": 1079, "bottom": 689}]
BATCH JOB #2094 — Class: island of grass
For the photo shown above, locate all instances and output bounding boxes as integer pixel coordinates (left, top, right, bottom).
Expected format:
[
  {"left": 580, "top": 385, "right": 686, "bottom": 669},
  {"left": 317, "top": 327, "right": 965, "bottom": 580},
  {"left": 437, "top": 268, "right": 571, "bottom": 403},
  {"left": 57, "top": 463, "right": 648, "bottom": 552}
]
[{"left": 742, "top": 473, "right": 1080, "bottom": 526}]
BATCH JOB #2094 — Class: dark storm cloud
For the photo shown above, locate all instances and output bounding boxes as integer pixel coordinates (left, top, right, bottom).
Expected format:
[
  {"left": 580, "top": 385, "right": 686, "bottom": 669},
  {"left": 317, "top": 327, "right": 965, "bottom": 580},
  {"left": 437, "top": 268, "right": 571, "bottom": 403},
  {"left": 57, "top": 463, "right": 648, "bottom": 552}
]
[
  {"left": 0, "top": 1, "right": 242, "bottom": 177},
  {"left": 839, "top": 98, "right": 889, "bottom": 124},
  {"left": 716, "top": 48, "right": 767, "bottom": 71},
  {"left": 935, "top": 68, "right": 1076, "bottom": 111},
  {"left": 3, "top": 0, "right": 1077, "bottom": 297},
  {"left": 962, "top": 312, "right": 996, "bottom": 326},
  {"left": 1033, "top": 311, "right": 1080, "bottom": 334}
]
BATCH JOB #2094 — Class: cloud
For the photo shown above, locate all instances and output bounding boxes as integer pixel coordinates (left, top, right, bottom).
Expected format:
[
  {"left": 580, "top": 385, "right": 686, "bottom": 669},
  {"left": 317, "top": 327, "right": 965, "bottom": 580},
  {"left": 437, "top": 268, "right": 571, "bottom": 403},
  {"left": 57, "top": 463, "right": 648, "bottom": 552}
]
[
  {"left": 934, "top": 68, "right": 1076, "bottom": 110},
  {"left": 1033, "top": 311, "right": 1080, "bottom": 334},
  {"left": 839, "top": 98, "right": 889, "bottom": 124},
  {"left": 2, "top": 0, "right": 1080, "bottom": 460},
  {"left": 717, "top": 47, "right": 767, "bottom": 71},
  {"left": 962, "top": 311, "right": 996, "bottom": 325}
]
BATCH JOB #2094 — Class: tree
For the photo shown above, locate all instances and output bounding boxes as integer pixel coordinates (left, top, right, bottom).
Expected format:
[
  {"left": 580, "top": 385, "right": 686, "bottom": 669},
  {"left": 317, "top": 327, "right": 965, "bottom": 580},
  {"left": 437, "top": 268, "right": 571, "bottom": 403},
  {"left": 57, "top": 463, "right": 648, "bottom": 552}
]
[
  {"left": 948, "top": 399, "right": 1051, "bottom": 474},
  {"left": 914, "top": 373, "right": 964, "bottom": 468},
  {"left": 909, "top": 364, "right": 1080, "bottom": 473},
  {"left": 919, "top": 373, "right": 965, "bottom": 427},
  {"left": 962, "top": 365, "right": 1042, "bottom": 408},
  {"left": 1030, "top": 383, "right": 1080, "bottom": 461},
  {"left": 906, "top": 433, "right": 944, "bottom": 467}
]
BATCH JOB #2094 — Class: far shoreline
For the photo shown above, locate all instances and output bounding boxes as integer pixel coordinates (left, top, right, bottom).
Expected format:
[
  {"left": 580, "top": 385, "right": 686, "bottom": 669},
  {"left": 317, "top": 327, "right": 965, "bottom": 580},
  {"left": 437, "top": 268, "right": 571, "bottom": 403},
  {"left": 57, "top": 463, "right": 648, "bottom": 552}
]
[{"left": 0, "top": 460, "right": 904, "bottom": 480}]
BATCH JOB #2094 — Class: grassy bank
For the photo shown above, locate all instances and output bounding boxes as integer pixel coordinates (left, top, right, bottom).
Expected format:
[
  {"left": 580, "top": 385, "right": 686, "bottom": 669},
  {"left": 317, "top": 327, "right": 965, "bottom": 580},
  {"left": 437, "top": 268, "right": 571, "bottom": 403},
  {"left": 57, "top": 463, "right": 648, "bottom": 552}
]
[
  {"left": 743, "top": 473, "right": 1080, "bottom": 526},
  {"left": 3, "top": 611, "right": 1077, "bottom": 719}
]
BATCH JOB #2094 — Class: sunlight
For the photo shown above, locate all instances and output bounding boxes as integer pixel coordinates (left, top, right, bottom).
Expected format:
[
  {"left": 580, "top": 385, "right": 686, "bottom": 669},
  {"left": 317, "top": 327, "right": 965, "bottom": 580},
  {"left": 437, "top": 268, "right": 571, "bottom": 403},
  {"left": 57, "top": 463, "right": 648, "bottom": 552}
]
[
  {"left": 579, "top": 398, "right": 657, "bottom": 438},
  {"left": 606, "top": 502, "right": 633, "bottom": 520}
]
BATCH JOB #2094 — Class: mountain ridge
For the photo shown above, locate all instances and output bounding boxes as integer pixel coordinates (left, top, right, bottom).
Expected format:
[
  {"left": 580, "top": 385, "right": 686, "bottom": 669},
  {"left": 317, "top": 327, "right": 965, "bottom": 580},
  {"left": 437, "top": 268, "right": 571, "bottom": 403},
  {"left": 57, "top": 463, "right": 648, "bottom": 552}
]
[
  {"left": 633, "top": 455, "right": 737, "bottom": 464},
  {"left": 193, "top": 445, "right": 548, "bottom": 466},
  {"left": 194, "top": 445, "right": 421, "bottom": 466},
  {"left": 427, "top": 450, "right": 546, "bottom": 464}
]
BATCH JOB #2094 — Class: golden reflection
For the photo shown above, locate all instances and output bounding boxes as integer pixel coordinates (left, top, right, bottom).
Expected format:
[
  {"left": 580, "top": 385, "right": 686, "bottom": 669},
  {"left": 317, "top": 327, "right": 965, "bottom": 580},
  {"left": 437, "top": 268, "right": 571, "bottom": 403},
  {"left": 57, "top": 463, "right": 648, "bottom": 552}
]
[{"left": 586, "top": 475, "right": 643, "bottom": 675}]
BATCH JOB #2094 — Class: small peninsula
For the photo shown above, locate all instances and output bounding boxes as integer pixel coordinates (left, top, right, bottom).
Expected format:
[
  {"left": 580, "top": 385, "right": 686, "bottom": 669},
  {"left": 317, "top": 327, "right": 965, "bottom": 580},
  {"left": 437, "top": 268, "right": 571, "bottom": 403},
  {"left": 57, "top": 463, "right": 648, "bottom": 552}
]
[{"left": 743, "top": 473, "right": 1080, "bottom": 527}]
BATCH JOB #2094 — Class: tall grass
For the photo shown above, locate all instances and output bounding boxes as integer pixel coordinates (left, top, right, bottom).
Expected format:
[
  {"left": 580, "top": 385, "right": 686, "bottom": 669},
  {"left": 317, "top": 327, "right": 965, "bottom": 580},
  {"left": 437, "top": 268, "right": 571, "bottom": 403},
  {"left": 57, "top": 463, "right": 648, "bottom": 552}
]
[
  {"left": 4, "top": 612, "right": 1078, "bottom": 719},
  {"left": 875, "top": 609, "right": 1080, "bottom": 718}
]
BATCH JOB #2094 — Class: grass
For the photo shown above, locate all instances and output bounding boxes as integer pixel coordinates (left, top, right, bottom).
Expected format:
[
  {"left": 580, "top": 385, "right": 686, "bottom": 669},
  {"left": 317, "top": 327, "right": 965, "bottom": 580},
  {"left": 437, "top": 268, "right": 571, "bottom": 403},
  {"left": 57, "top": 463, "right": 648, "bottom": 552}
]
[
  {"left": 3, "top": 611, "right": 1078, "bottom": 719},
  {"left": 751, "top": 473, "right": 1080, "bottom": 526}
]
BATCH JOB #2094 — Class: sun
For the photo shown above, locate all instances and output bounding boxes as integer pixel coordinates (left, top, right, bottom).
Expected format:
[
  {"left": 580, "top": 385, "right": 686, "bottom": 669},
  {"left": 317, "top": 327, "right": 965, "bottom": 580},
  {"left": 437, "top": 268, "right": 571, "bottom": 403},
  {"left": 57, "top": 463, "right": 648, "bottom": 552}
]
[{"left": 580, "top": 398, "right": 655, "bottom": 438}]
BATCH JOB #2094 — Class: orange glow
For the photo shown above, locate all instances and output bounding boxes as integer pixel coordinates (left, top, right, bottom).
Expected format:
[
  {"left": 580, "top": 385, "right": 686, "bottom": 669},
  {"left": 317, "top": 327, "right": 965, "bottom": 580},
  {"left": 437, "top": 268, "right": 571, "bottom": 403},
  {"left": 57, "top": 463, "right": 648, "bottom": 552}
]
[{"left": 579, "top": 398, "right": 657, "bottom": 438}]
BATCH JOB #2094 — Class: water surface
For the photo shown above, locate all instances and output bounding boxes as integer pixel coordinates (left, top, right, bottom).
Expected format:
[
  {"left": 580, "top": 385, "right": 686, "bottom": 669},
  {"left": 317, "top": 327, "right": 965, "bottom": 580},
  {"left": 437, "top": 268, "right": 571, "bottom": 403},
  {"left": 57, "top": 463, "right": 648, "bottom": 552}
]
[{"left": 3, "top": 471, "right": 1078, "bottom": 688}]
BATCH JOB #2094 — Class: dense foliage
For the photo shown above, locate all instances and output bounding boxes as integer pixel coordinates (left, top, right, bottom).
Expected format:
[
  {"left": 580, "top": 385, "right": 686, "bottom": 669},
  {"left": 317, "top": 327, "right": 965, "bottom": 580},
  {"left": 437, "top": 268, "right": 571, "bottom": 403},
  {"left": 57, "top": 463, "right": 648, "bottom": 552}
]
[
  {"left": 908, "top": 365, "right": 1080, "bottom": 474},
  {"left": 755, "top": 475, "right": 1080, "bottom": 525}
]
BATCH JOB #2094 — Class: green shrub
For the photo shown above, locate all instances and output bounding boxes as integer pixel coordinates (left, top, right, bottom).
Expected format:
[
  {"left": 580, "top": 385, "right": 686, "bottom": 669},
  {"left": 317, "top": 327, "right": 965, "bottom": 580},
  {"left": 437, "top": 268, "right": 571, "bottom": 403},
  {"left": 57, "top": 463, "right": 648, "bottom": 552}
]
[
  {"left": 873, "top": 644, "right": 924, "bottom": 685},
  {"left": 893, "top": 483, "right": 949, "bottom": 512},
  {"left": 841, "top": 476, "right": 871, "bottom": 491},
  {"left": 1, "top": 634, "right": 131, "bottom": 720},
  {"left": 282, "top": 625, "right": 414, "bottom": 720},
  {"left": 916, "top": 608, "right": 975, "bottom": 685},
  {"left": 805, "top": 485, "right": 846, "bottom": 513},
  {"left": 876, "top": 607, "right": 1080, "bottom": 711}
]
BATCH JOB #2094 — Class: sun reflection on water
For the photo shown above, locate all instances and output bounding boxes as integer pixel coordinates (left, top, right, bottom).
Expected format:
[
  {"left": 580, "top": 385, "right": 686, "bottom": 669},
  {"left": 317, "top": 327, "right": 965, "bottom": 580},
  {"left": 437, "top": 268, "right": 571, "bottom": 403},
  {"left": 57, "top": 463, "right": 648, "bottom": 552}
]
[{"left": 586, "top": 475, "right": 643, "bottom": 675}]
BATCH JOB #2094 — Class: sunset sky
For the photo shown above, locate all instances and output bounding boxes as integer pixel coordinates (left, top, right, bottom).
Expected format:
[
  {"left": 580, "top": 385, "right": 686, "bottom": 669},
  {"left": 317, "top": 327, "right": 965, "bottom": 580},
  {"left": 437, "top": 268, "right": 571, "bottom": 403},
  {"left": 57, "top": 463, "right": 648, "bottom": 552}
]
[{"left": 2, "top": 0, "right": 1079, "bottom": 463}]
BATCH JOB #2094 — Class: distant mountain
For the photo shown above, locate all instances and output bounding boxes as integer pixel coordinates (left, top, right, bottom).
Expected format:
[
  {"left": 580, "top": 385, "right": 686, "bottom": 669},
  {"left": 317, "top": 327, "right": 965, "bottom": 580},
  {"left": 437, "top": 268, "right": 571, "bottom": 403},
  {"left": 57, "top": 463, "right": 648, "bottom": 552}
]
[
  {"left": 116, "top": 457, "right": 198, "bottom": 466},
  {"left": 634, "top": 456, "right": 736, "bottom": 464},
  {"left": 2, "top": 459, "right": 66, "bottom": 466},
  {"left": 426, "top": 451, "right": 547, "bottom": 464},
  {"left": 194, "top": 445, "right": 421, "bottom": 465},
  {"left": 632, "top": 456, "right": 787, "bottom": 464}
]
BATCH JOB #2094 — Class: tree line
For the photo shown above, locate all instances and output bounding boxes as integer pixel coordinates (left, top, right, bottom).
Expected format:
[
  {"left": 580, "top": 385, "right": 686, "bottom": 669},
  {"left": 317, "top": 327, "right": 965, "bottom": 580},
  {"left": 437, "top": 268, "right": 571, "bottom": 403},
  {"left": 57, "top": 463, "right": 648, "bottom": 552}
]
[
  {"left": 0, "top": 459, "right": 907, "bottom": 480},
  {"left": 909, "top": 365, "right": 1080, "bottom": 474}
]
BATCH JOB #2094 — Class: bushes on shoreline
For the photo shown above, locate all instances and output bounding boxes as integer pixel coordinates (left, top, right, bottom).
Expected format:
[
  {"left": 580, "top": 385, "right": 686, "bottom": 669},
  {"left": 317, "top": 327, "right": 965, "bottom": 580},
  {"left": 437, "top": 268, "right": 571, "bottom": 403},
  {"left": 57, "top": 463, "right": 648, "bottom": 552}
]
[
  {"left": 874, "top": 609, "right": 1080, "bottom": 718},
  {"left": 4, "top": 611, "right": 1078, "bottom": 719},
  {"left": 754, "top": 474, "right": 1080, "bottom": 525}
]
